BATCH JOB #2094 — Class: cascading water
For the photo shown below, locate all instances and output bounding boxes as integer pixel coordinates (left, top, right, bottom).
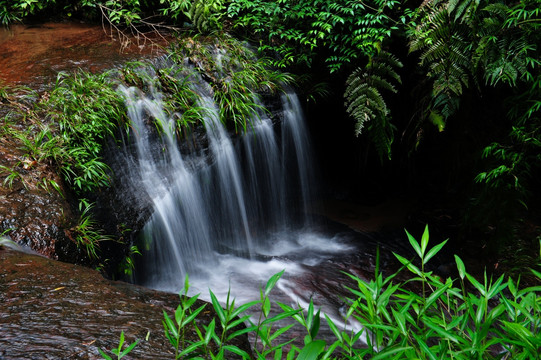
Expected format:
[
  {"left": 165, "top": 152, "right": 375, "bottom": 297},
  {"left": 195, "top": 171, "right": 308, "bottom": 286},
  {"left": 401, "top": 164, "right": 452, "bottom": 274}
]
[{"left": 115, "top": 58, "right": 364, "bottom": 337}]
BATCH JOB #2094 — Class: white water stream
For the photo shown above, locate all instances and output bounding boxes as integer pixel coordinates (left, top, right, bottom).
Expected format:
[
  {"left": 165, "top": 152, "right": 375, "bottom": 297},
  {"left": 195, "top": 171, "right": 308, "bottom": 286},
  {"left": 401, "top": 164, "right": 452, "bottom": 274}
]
[{"left": 116, "top": 66, "right": 365, "bottom": 346}]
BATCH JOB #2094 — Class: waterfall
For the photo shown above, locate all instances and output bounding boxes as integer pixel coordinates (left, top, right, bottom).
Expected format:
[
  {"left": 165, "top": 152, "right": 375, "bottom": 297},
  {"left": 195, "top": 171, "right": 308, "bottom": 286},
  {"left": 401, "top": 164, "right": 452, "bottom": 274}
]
[{"left": 117, "top": 70, "right": 322, "bottom": 291}]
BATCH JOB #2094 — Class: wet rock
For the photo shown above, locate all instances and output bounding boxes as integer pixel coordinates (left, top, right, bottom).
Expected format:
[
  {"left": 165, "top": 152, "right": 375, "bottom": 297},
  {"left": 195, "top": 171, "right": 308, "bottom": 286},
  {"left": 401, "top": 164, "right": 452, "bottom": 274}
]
[
  {"left": 0, "top": 22, "right": 168, "bottom": 89},
  {"left": 0, "top": 246, "right": 251, "bottom": 359},
  {"left": 0, "top": 137, "right": 74, "bottom": 259},
  {"left": 0, "top": 21, "right": 170, "bottom": 261}
]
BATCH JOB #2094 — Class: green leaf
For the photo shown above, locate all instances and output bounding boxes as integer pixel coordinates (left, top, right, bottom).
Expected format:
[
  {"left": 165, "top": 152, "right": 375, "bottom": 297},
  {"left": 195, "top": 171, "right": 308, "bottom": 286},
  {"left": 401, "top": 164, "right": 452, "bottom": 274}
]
[
  {"left": 394, "top": 253, "right": 423, "bottom": 277},
  {"left": 227, "top": 323, "right": 258, "bottom": 342},
  {"left": 310, "top": 310, "right": 321, "bottom": 340},
  {"left": 424, "top": 239, "right": 448, "bottom": 265},
  {"left": 320, "top": 340, "right": 341, "bottom": 360},
  {"left": 486, "top": 274, "right": 506, "bottom": 299},
  {"left": 324, "top": 314, "right": 343, "bottom": 342},
  {"left": 163, "top": 311, "right": 178, "bottom": 338},
  {"left": 98, "top": 349, "right": 112, "bottom": 360},
  {"left": 422, "top": 317, "right": 462, "bottom": 344},
  {"left": 230, "top": 300, "right": 260, "bottom": 319},
  {"left": 297, "top": 340, "right": 326, "bottom": 360},
  {"left": 182, "top": 304, "right": 207, "bottom": 327},
  {"left": 371, "top": 346, "right": 413, "bottom": 360},
  {"left": 265, "top": 270, "right": 285, "bottom": 296},
  {"left": 269, "top": 323, "right": 295, "bottom": 342},
  {"left": 223, "top": 345, "right": 251, "bottom": 359},
  {"left": 466, "top": 272, "right": 486, "bottom": 296},
  {"left": 117, "top": 330, "right": 125, "bottom": 353},
  {"left": 120, "top": 339, "right": 139, "bottom": 357},
  {"left": 205, "top": 318, "right": 216, "bottom": 345},
  {"left": 423, "top": 281, "right": 452, "bottom": 312},
  {"left": 412, "top": 334, "right": 437, "bottom": 360},
  {"left": 405, "top": 229, "right": 422, "bottom": 259},
  {"left": 502, "top": 321, "right": 537, "bottom": 353},
  {"left": 307, "top": 300, "right": 314, "bottom": 329},
  {"left": 261, "top": 309, "right": 302, "bottom": 326},
  {"left": 391, "top": 307, "right": 407, "bottom": 335},
  {"left": 174, "top": 304, "right": 184, "bottom": 325},
  {"left": 179, "top": 340, "right": 205, "bottom": 357},
  {"left": 455, "top": 255, "right": 466, "bottom": 280},
  {"left": 421, "top": 224, "right": 429, "bottom": 256},
  {"left": 209, "top": 289, "right": 227, "bottom": 325},
  {"left": 263, "top": 296, "right": 271, "bottom": 317},
  {"left": 183, "top": 273, "right": 190, "bottom": 295}
]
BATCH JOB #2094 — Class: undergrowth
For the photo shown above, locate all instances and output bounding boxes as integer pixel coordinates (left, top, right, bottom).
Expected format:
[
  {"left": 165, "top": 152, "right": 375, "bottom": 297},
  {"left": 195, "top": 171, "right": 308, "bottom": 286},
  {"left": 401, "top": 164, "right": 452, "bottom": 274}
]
[{"left": 101, "top": 225, "right": 541, "bottom": 359}]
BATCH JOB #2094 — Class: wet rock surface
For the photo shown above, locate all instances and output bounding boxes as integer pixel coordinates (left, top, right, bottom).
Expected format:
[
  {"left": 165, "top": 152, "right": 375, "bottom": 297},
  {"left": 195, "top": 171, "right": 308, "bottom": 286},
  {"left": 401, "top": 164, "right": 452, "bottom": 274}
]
[
  {"left": 0, "top": 22, "right": 169, "bottom": 259},
  {"left": 0, "top": 22, "right": 166, "bottom": 88},
  {"left": 0, "top": 136, "right": 74, "bottom": 259},
  {"left": 0, "top": 246, "right": 249, "bottom": 359}
]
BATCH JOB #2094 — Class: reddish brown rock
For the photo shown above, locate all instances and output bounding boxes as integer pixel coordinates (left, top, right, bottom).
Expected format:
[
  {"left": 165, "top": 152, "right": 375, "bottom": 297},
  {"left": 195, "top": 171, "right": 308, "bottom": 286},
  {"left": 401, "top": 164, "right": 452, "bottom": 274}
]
[{"left": 0, "top": 246, "right": 250, "bottom": 359}]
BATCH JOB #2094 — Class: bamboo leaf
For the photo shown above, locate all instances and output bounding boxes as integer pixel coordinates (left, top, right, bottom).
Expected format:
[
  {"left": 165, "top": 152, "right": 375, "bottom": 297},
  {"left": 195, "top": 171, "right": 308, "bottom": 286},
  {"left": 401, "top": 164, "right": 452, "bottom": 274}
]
[
  {"left": 297, "top": 340, "right": 326, "bottom": 360},
  {"left": 406, "top": 229, "right": 422, "bottom": 259},
  {"left": 424, "top": 239, "right": 448, "bottom": 265},
  {"left": 120, "top": 339, "right": 139, "bottom": 357},
  {"left": 421, "top": 224, "right": 430, "bottom": 256},
  {"left": 163, "top": 311, "right": 178, "bottom": 338},
  {"left": 324, "top": 314, "right": 343, "bottom": 342},
  {"left": 223, "top": 345, "right": 251, "bottom": 359},
  {"left": 455, "top": 255, "right": 466, "bottom": 280},
  {"left": 209, "top": 289, "right": 226, "bottom": 325},
  {"left": 265, "top": 270, "right": 285, "bottom": 296}
]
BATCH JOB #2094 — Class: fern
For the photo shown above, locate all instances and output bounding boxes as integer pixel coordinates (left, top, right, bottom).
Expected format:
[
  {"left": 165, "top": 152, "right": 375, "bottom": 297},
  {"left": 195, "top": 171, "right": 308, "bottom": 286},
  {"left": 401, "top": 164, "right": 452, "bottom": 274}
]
[
  {"left": 409, "top": 1, "right": 474, "bottom": 122},
  {"left": 188, "top": 0, "right": 224, "bottom": 33},
  {"left": 476, "top": 3, "right": 538, "bottom": 87},
  {"left": 344, "top": 51, "right": 402, "bottom": 161}
]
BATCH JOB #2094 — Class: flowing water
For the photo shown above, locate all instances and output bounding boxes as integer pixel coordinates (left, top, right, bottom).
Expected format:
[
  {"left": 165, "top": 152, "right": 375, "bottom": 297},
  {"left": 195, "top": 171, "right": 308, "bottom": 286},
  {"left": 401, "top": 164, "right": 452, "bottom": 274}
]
[{"left": 114, "top": 60, "right": 384, "bottom": 349}]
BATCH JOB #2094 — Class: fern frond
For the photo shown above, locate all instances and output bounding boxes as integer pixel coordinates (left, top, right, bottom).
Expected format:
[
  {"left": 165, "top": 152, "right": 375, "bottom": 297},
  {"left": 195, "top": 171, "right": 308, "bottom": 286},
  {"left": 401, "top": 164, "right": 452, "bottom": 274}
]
[
  {"left": 344, "top": 50, "right": 402, "bottom": 160},
  {"left": 189, "top": 0, "right": 224, "bottom": 33},
  {"left": 366, "top": 110, "right": 395, "bottom": 161},
  {"left": 448, "top": 0, "right": 480, "bottom": 23}
]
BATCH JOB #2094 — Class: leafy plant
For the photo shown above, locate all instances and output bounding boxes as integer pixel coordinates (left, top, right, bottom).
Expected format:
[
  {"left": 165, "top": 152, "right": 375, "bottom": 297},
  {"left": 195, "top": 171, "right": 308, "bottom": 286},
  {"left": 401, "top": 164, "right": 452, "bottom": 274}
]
[
  {"left": 161, "top": 271, "right": 302, "bottom": 359},
  {"left": 344, "top": 51, "right": 403, "bottom": 161},
  {"left": 160, "top": 0, "right": 191, "bottom": 21},
  {"left": 67, "top": 201, "right": 114, "bottom": 260},
  {"left": 98, "top": 331, "right": 139, "bottom": 360},
  {"left": 44, "top": 70, "right": 126, "bottom": 194},
  {"left": 185, "top": 0, "right": 225, "bottom": 33},
  {"left": 98, "top": 226, "right": 540, "bottom": 359},
  {"left": 319, "top": 225, "right": 541, "bottom": 359},
  {"left": 0, "top": 164, "right": 26, "bottom": 189},
  {"left": 0, "top": 0, "right": 53, "bottom": 24},
  {"left": 166, "top": 35, "right": 292, "bottom": 132},
  {"left": 227, "top": 0, "right": 401, "bottom": 73},
  {"left": 118, "top": 245, "right": 141, "bottom": 277},
  {"left": 407, "top": 0, "right": 473, "bottom": 123}
]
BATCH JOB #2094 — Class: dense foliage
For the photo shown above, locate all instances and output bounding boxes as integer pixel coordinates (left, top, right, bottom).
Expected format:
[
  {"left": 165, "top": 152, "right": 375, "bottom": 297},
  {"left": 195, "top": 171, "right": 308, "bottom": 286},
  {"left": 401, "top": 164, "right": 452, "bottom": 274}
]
[{"left": 405, "top": 0, "right": 541, "bottom": 247}]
